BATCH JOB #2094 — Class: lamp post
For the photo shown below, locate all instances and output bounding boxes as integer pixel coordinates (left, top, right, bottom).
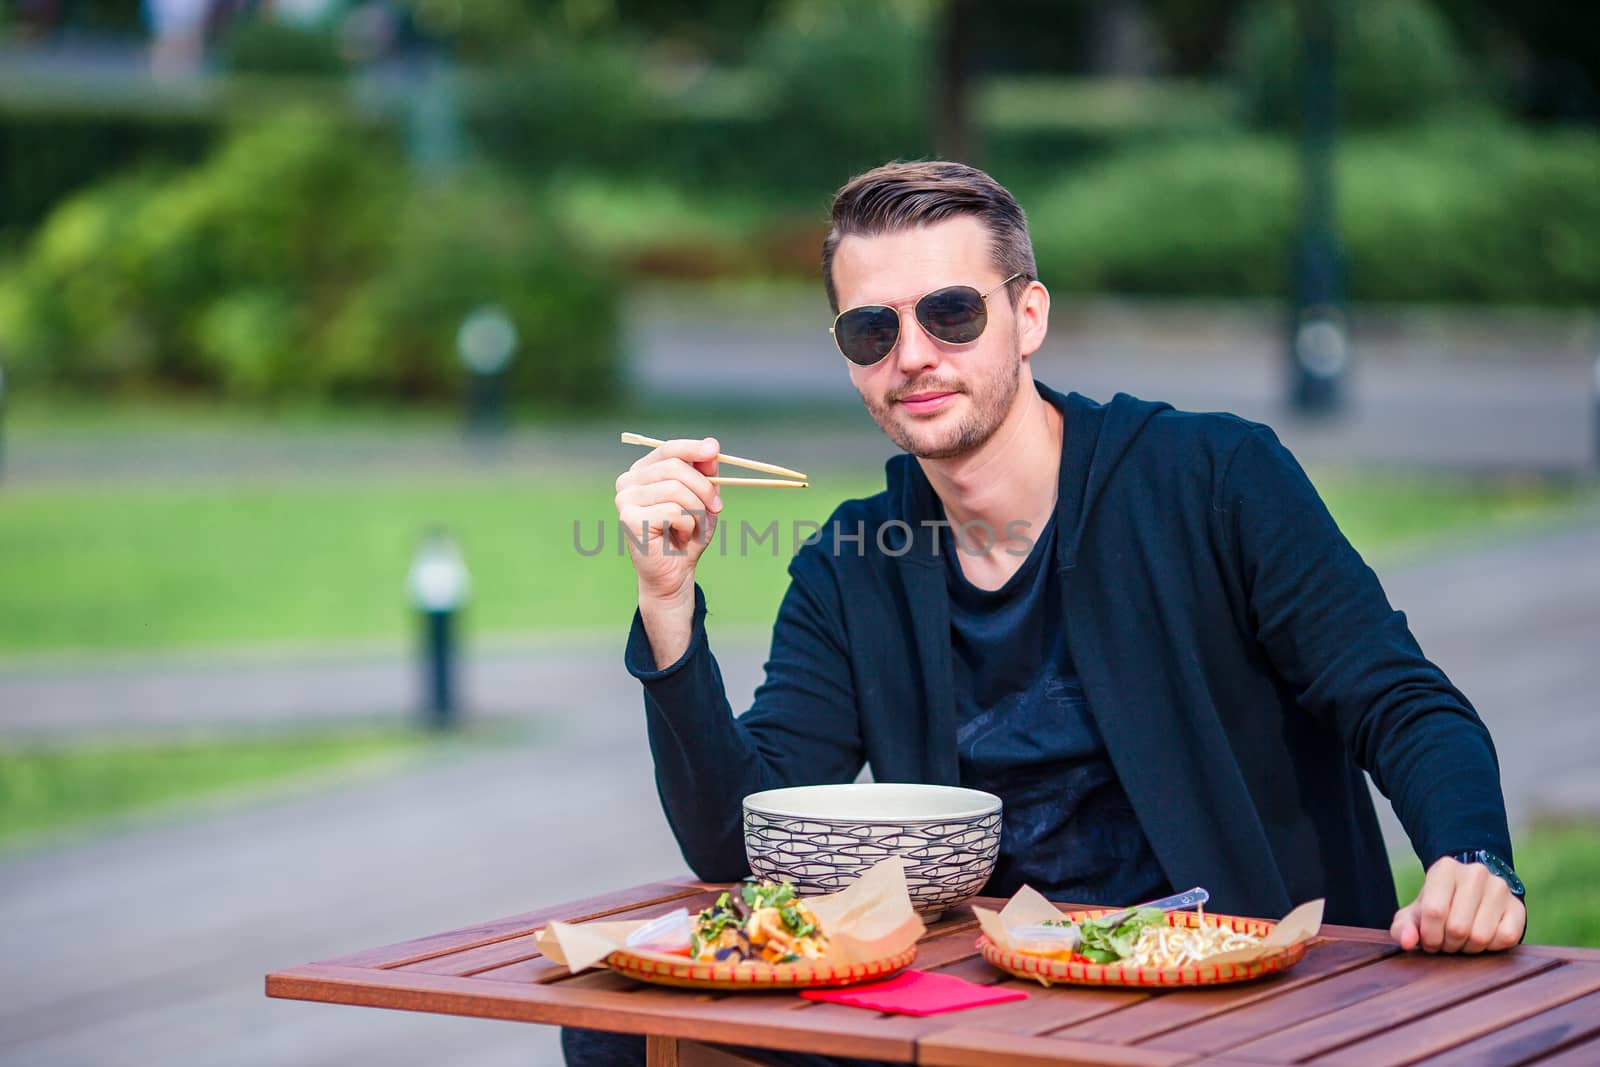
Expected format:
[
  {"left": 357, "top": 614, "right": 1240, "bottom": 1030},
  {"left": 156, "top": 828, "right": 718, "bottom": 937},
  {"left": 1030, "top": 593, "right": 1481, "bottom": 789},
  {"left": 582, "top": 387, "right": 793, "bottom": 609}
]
[
  {"left": 1288, "top": 0, "right": 1348, "bottom": 414},
  {"left": 457, "top": 305, "right": 518, "bottom": 439},
  {"left": 407, "top": 528, "right": 470, "bottom": 730}
]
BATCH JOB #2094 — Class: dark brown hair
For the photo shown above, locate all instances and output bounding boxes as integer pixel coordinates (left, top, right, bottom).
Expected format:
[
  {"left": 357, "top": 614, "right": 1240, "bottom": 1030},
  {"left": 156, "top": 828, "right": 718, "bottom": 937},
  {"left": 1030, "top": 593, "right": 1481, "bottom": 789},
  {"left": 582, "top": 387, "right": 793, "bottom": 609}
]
[{"left": 822, "top": 160, "right": 1036, "bottom": 313}]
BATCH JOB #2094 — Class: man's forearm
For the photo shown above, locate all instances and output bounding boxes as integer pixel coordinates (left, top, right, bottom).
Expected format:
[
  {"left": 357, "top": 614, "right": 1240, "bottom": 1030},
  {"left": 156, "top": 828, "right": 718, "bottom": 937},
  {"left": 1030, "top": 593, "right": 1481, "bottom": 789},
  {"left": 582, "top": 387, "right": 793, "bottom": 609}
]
[
  {"left": 626, "top": 589, "right": 773, "bottom": 883},
  {"left": 638, "top": 584, "right": 696, "bottom": 669}
]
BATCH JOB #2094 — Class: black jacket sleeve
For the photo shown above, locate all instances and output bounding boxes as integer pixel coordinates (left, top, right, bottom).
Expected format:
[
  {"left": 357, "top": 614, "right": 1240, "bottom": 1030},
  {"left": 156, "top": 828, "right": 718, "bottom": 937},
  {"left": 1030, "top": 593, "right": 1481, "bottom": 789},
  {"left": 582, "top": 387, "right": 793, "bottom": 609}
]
[
  {"left": 624, "top": 545, "right": 864, "bottom": 881},
  {"left": 1218, "top": 425, "right": 1513, "bottom": 868}
]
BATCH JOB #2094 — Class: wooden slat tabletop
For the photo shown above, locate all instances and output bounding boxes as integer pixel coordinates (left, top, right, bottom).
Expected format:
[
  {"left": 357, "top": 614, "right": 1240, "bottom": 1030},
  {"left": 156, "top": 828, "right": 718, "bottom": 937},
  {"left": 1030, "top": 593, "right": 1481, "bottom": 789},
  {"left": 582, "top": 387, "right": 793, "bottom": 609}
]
[{"left": 265, "top": 878, "right": 1600, "bottom": 1066}]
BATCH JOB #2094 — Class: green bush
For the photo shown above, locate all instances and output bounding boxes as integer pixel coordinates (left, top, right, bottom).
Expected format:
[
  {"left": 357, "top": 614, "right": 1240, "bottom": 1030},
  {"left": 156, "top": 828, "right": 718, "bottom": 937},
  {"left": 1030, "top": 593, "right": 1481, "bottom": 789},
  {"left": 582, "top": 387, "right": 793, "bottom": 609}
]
[
  {"left": 0, "top": 112, "right": 619, "bottom": 406},
  {"left": 321, "top": 175, "right": 620, "bottom": 404},
  {"left": 468, "top": 40, "right": 652, "bottom": 176},
  {"left": 0, "top": 114, "right": 215, "bottom": 246},
  {"left": 1234, "top": 0, "right": 1474, "bottom": 130},
  {"left": 750, "top": 2, "right": 933, "bottom": 181},
  {"left": 1028, "top": 136, "right": 1297, "bottom": 297},
  {"left": 471, "top": 5, "right": 936, "bottom": 198},
  {"left": 1026, "top": 123, "right": 1600, "bottom": 304},
  {"left": 218, "top": 20, "right": 348, "bottom": 77}
]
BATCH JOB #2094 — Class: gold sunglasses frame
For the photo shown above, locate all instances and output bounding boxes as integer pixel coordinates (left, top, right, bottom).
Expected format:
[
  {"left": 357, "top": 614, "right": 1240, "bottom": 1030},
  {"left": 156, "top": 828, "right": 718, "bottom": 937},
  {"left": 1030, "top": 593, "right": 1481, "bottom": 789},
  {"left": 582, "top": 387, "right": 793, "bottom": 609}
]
[{"left": 828, "top": 272, "right": 1024, "bottom": 366}]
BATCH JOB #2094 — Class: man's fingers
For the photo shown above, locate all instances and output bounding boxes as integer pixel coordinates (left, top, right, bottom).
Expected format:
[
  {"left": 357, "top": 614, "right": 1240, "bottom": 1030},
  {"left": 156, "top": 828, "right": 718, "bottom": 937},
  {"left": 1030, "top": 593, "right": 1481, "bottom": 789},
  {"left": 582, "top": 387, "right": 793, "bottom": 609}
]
[
  {"left": 1441, "top": 863, "right": 1488, "bottom": 953},
  {"left": 692, "top": 448, "right": 721, "bottom": 483},
  {"left": 616, "top": 498, "right": 703, "bottom": 545},
  {"left": 617, "top": 502, "right": 708, "bottom": 551},
  {"left": 617, "top": 480, "right": 711, "bottom": 524},
  {"left": 1415, "top": 858, "right": 1460, "bottom": 952},
  {"left": 1462, "top": 885, "right": 1507, "bottom": 954},
  {"left": 629, "top": 436, "right": 719, "bottom": 471},
  {"left": 1488, "top": 902, "right": 1526, "bottom": 952},
  {"left": 620, "top": 500, "right": 693, "bottom": 535},
  {"left": 1390, "top": 903, "right": 1421, "bottom": 951},
  {"left": 627, "top": 458, "right": 721, "bottom": 513}
]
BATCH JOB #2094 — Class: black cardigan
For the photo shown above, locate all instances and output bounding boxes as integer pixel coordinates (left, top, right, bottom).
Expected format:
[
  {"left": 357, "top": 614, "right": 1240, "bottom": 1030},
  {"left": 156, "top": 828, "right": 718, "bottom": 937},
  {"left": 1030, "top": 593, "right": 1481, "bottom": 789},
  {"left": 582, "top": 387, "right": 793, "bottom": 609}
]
[{"left": 626, "top": 383, "right": 1513, "bottom": 928}]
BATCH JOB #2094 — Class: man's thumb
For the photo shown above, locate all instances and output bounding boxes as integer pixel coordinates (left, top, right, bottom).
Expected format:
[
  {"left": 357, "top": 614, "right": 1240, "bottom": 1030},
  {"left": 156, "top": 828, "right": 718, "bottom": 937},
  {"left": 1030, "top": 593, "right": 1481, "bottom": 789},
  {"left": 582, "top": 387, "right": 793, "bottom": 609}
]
[{"left": 1391, "top": 903, "right": 1421, "bottom": 951}]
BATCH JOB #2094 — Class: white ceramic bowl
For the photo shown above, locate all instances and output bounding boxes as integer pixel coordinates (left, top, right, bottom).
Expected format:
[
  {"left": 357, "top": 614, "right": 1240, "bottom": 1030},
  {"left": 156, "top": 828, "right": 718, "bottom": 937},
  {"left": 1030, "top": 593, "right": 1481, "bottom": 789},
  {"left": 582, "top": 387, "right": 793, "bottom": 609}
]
[{"left": 743, "top": 783, "right": 1003, "bottom": 917}]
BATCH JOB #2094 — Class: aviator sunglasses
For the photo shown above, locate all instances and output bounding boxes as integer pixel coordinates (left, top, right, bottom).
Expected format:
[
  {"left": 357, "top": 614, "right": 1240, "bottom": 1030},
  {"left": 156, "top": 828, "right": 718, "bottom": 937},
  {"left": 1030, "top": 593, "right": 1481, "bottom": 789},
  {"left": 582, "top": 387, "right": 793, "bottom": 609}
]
[{"left": 829, "top": 272, "right": 1024, "bottom": 366}]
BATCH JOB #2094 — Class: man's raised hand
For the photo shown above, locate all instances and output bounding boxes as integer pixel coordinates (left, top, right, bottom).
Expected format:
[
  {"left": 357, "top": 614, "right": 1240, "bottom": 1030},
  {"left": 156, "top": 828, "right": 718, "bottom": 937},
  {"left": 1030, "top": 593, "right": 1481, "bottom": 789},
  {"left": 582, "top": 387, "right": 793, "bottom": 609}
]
[{"left": 613, "top": 436, "right": 722, "bottom": 665}]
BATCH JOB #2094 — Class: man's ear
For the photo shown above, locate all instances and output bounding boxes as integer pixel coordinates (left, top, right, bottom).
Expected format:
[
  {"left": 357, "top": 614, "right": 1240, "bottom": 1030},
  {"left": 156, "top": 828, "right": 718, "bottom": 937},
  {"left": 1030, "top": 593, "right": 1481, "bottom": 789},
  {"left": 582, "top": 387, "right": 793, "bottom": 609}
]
[{"left": 1016, "top": 280, "right": 1051, "bottom": 360}]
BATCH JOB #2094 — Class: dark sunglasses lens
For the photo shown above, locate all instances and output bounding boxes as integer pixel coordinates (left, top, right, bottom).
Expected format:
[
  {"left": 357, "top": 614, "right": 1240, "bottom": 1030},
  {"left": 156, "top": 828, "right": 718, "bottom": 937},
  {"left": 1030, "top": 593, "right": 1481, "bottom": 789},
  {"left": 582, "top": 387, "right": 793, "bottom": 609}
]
[
  {"left": 916, "top": 286, "right": 987, "bottom": 344},
  {"left": 835, "top": 306, "right": 901, "bottom": 365}
]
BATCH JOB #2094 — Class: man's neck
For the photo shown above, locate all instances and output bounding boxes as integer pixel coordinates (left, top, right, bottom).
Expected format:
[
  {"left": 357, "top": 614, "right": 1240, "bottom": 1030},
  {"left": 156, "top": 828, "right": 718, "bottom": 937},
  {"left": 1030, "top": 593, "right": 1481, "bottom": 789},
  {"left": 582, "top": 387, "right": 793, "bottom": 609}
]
[{"left": 921, "top": 381, "right": 1063, "bottom": 566}]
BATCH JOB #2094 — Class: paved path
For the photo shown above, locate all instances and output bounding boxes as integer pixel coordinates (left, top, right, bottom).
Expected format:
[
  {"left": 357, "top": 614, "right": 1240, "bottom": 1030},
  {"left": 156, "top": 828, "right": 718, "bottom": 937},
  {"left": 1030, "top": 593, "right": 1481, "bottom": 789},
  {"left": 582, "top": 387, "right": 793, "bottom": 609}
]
[
  {"left": 0, "top": 705, "right": 681, "bottom": 1067},
  {"left": 0, "top": 634, "right": 766, "bottom": 739},
  {"left": 1370, "top": 517, "right": 1600, "bottom": 830},
  {"left": 6, "top": 296, "right": 1595, "bottom": 486},
  {"left": 4, "top": 516, "right": 1595, "bottom": 822},
  {"left": 1, "top": 516, "right": 1596, "bottom": 1066},
  {"left": 625, "top": 292, "right": 1599, "bottom": 475}
]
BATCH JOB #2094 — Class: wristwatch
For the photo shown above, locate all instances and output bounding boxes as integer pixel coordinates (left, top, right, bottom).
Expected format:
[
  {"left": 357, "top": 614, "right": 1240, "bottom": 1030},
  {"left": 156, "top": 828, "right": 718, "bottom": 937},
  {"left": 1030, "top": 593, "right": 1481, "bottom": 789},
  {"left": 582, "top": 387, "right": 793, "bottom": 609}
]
[{"left": 1451, "top": 849, "right": 1526, "bottom": 901}]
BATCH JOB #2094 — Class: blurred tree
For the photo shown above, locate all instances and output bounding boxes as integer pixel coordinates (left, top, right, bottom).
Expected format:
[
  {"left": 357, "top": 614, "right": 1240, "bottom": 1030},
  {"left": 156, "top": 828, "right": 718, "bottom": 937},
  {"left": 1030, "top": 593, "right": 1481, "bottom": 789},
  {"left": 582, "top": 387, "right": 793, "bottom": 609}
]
[
  {"left": 1437, "top": 1, "right": 1600, "bottom": 122},
  {"left": 604, "top": 0, "right": 781, "bottom": 62},
  {"left": 934, "top": 0, "right": 977, "bottom": 160},
  {"left": 750, "top": 1, "right": 935, "bottom": 180},
  {"left": 218, "top": 18, "right": 348, "bottom": 75},
  {"left": 0, "top": 111, "right": 620, "bottom": 406},
  {"left": 1235, "top": 0, "right": 1471, "bottom": 129},
  {"left": 388, "top": 0, "right": 779, "bottom": 62},
  {"left": 1146, "top": 0, "right": 1247, "bottom": 74},
  {"left": 25, "top": 0, "right": 145, "bottom": 34}
]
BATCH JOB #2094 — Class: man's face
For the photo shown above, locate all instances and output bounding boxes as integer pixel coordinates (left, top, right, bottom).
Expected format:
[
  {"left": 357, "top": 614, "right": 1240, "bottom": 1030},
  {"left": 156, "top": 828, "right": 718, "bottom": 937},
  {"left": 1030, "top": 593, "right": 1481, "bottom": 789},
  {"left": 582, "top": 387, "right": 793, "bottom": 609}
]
[{"left": 831, "top": 217, "right": 1026, "bottom": 461}]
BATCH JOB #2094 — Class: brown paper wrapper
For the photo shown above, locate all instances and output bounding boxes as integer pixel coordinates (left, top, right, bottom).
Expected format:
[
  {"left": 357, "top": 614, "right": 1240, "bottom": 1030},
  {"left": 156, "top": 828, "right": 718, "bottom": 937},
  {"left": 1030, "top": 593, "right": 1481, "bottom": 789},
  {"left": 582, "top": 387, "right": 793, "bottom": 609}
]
[
  {"left": 972, "top": 887, "right": 1323, "bottom": 974},
  {"left": 536, "top": 857, "right": 926, "bottom": 975}
]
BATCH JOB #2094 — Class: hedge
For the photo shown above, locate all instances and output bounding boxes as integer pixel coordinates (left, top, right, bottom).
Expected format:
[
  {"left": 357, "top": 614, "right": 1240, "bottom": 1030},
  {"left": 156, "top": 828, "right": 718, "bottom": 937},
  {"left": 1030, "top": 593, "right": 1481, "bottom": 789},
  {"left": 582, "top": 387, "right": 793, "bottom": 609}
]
[
  {"left": 1025, "top": 123, "right": 1600, "bottom": 304},
  {"left": 0, "top": 111, "right": 620, "bottom": 406}
]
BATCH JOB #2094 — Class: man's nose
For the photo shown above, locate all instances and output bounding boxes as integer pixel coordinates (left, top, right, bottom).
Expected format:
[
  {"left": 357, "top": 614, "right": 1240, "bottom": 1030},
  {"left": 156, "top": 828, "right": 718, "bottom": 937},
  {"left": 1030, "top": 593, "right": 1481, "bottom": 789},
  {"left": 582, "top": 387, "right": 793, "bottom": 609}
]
[{"left": 892, "top": 307, "right": 941, "bottom": 376}]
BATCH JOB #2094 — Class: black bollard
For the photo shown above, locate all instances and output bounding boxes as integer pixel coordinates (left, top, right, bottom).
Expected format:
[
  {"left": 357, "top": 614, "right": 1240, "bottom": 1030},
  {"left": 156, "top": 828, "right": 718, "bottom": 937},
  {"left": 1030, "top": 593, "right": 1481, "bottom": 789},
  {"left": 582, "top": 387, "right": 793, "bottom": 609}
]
[
  {"left": 421, "top": 608, "right": 455, "bottom": 729},
  {"left": 408, "top": 529, "right": 470, "bottom": 730}
]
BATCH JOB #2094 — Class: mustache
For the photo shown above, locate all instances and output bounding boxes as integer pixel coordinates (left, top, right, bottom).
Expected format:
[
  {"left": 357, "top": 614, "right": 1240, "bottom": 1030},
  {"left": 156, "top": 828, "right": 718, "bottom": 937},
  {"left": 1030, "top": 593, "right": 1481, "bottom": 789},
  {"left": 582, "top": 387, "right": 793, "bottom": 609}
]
[{"left": 888, "top": 379, "right": 965, "bottom": 403}]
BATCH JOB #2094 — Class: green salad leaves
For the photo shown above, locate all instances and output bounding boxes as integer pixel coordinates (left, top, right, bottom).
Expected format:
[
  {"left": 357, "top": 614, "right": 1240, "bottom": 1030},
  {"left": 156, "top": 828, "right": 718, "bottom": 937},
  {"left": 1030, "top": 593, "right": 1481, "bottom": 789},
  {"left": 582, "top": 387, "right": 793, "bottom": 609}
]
[
  {"left": 1047, "top": 907, "right": 1168, "bottom": 964},
  {"left": 690, "top": 880, "right": 815, "bottom": 962}
]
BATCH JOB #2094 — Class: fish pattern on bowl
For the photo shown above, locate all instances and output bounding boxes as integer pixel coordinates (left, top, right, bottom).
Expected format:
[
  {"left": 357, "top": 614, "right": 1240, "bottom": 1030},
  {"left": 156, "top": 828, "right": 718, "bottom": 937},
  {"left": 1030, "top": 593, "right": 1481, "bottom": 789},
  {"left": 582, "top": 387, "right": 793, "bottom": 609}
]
[{"left": 744, "top": 809, "right": 1003, "bottom": 914}]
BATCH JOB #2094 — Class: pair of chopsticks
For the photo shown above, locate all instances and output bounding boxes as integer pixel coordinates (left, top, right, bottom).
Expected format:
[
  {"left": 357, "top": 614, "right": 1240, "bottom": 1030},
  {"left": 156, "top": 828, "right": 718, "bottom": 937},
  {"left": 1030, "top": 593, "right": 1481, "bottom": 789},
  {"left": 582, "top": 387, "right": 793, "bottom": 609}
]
[{"left": 620, "top": 432, "right": 808, "bottom": 489}]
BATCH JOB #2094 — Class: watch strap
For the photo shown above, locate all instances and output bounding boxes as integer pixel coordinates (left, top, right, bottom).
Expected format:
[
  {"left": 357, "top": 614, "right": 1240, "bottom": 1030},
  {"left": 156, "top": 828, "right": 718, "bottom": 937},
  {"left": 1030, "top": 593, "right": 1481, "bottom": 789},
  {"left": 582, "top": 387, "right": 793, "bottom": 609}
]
[{"left": 1451, "top": 849, "right": 1526, "bottom": 900}]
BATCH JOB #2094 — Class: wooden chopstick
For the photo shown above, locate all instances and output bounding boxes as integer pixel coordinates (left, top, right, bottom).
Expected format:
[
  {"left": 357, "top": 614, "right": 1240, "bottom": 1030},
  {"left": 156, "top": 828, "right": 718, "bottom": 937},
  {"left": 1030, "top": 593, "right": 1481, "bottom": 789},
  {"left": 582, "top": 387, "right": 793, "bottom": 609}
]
[
  {"left": 707, "top": 476, "right": 809, "bottom": 489},
  {"left": 620, "top": 432, "right": 808, "bottom": 482}
]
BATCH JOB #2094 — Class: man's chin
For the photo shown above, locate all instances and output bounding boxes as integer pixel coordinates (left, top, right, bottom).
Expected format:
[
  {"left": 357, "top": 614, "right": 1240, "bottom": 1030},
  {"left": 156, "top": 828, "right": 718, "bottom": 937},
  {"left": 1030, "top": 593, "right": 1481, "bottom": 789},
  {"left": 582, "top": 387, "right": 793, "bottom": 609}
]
[
  {"left": 887, "top": 415, "right": 982, "bottom": 461},
  {"left": 864, "top": 396, "right": 978, "bottom": 458}
]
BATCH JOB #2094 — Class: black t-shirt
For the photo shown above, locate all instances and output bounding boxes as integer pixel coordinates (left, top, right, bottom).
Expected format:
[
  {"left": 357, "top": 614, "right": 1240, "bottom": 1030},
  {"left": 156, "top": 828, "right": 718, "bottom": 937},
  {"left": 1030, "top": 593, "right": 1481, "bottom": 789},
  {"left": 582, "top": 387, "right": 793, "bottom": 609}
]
[{"left": 945, "top": 513, "right": 1170, "bottom": 905}]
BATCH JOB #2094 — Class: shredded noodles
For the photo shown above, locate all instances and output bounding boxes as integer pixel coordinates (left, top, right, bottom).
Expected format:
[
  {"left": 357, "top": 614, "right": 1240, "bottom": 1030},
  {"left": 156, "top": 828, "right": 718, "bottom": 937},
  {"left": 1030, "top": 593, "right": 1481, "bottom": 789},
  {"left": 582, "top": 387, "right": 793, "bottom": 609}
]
[{"left": 1126, "top": 904, "right": 1264, "bottom": 968}]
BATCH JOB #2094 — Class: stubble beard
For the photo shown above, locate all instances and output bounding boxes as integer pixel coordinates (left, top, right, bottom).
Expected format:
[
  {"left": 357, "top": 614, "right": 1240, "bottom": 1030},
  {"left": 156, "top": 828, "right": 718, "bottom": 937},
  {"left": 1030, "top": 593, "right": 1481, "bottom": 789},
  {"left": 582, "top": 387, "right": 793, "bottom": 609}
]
[{"left": 863, "top": 346, "right": 1024, "bottom": 461}]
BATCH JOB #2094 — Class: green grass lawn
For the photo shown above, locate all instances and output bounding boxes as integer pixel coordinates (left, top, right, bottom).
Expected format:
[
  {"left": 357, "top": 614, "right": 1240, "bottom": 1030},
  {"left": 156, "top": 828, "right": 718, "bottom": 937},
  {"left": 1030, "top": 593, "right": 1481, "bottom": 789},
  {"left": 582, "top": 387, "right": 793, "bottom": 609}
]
[
  {"left": 0, "top": 725, "right": 431, "bottom": 849},
  {"left": 1394, "top": 824, "right": 1600, "bottom": 948},
  {"left": 0, "top": 469, "right": 1589, "bottom": 656}
]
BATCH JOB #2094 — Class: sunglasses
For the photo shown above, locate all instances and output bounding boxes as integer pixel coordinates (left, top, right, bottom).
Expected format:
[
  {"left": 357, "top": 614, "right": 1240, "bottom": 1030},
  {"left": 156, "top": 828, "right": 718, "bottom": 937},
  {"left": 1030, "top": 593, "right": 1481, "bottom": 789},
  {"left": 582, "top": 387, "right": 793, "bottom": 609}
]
[{"left": 829, "top": 272, "right": 1024, "bottom": 367}]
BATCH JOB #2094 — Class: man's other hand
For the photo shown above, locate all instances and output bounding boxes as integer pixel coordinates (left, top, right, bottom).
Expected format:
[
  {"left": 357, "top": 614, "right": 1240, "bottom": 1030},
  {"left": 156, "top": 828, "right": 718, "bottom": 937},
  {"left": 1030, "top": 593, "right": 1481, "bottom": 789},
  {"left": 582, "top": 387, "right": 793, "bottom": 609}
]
[{"left": 1390, "top": 855, "right": 1525, "bottom": 953}]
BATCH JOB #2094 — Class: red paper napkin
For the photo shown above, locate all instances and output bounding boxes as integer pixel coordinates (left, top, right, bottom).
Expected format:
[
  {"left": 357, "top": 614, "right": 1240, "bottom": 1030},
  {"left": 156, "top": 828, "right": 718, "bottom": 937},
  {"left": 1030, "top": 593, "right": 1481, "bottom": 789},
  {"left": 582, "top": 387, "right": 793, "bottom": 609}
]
[{"left": 800, "top": 970, "right": 1028, "bottom": 1016}]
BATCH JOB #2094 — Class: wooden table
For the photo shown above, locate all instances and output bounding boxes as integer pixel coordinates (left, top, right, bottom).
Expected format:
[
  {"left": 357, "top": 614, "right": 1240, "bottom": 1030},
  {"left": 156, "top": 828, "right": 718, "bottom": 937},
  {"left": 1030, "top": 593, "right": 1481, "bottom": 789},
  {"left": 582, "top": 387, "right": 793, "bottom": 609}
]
[{"left": 267, "top": 877, "right": 1600, "bottom": 1066}]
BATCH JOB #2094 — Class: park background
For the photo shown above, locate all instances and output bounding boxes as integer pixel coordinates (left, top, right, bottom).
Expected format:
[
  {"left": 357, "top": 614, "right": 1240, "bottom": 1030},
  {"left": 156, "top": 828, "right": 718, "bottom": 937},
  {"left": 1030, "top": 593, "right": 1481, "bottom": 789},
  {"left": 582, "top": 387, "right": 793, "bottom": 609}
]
[{"left": 1, "top": 1, "right": 1598, "bottom": 1064}]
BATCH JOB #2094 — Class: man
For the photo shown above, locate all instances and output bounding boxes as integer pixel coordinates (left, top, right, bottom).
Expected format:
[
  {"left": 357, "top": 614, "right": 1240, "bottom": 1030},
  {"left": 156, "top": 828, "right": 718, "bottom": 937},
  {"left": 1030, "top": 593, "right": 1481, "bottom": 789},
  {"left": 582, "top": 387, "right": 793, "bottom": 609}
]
[{"left": 574, "top": 161, "right": 1524, "bottom": 1065}]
